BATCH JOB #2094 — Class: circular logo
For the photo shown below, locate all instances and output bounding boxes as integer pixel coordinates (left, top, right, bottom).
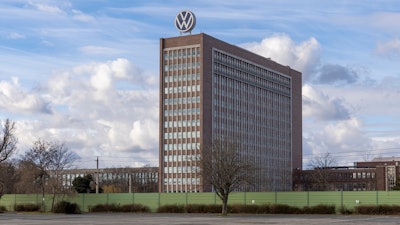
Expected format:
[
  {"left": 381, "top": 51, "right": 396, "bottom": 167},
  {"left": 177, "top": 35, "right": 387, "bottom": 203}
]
[{"left": 175, "top": 10, "right": 196, "bottom": 33}]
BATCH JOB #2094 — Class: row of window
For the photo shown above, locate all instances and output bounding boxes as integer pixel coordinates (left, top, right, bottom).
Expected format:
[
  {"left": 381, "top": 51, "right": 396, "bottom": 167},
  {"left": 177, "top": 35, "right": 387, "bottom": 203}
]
[
  {"left": 213, "top": 97, "right": 291, "bottom": 114},
  {"left": 164, "top": 62, "right": 200, "bottom": 72},
  {"left": 164, "top": 119, "right": 200, "bottom": 128},
  {"left": 164, "top": 166, "right": 201, "bottom": 173},
  {"left": 212, "top": 74, "right": 291, "bottom": 108},
  {"left": 164, "top": 73, "right": 200, "bottom": 83},
  {"left": 213, "top": 50, "right": 290, "bottom": 85},
  {"left": 164, "top": 48, "right": 200, "bottom": 60},
  {"left": 164, "top": 131, "right": 201, "bottom": 140},
  {"left": 164, "top": 154, "right": 201, "bottom": 162},
  {"left": 163, "top": 178, "right": 201, "bottom": 185},
  {"left": 164, "top": 85, "right": 200, "bottom": 94},
  {"left": 164, "top": 108, "right": 200, "bottom": 116},
  {"left": 59, "top": 172, "right": 158, "bottom": 187},
  {"left": 353, "top": 172, "right": 376, "bottom": 179},
  {"left": 164, "top": 143, "right": 200, "bottom": 151},
  {"left": 214, "top": 66, "right": 290, "bottom": 96},
  {"left": 164, "top": 96, "right": 200, "bottom": 105}
]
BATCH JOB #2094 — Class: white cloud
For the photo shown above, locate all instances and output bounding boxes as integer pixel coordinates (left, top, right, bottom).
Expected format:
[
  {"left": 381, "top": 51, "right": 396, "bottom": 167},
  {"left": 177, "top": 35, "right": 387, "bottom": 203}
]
[
  {"left": 318, "top": 77, "right": 400, "bottom": 119},
  {"left": 242, "top": 33, "right": 321, "bottom": 81},
  {"left": 11, "top": 58, "right": 160, "bottom": 167},
  {"left": 129, "top": 119, "right": 159, "bottom": 150},
  {"left": 322, "top": 118, "right": 368, "bottom": 149},
  {"left": 6, "top": 32, "right": 25, "bottom": 39},
  {"left": 111, "top": 58, "right": 133, "bottom": 79},
  {"left": 302, "top": 84, "right": 350, "bottom": 121},
  {"left": 90, "top": 64, "right": 113, "bottom": 91},
  {"left": 304, "top": 117, "right": 372, "bottom": 167},
  {"left": 72, "top": 9, "right": 94, "bottom": 22},
  {"left": 303, "top": 77, "right": 400, "bottom": 167},
  {"left": 0, "top": 77, "right": 51, "bottom": 114},
  {"left": 28, "top": 1, "right": 64, "bottom": 14},
  {"left": 374, "top": 37, "right": 400, "bottom": 60}
]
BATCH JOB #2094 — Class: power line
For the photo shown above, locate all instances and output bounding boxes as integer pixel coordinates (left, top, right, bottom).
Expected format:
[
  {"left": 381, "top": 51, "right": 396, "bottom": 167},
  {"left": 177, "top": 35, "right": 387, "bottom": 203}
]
[{"left": 303, "top": 147, "right": 400, "bottom": 159}]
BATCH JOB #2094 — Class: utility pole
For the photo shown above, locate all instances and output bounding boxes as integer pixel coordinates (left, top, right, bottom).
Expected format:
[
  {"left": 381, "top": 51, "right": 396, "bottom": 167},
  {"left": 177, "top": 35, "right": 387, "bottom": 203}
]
[
  {"left": 128, "top": 173, "right": 132, "bottom": 193},
  {"left": 96, "top": 156, "right": 99, "bottom": 194}
]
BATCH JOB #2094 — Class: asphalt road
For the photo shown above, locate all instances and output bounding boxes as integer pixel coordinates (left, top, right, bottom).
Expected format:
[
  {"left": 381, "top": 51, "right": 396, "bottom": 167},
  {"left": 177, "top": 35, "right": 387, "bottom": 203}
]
[{"left": 1, "top": 213, "right": 400, "bottom": 225}]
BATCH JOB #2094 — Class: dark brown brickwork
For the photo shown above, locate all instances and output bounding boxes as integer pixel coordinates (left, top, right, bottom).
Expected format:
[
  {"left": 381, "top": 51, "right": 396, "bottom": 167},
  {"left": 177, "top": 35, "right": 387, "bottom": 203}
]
[{"left": 294, "top": 160, "right": 400, "bottom": 191}]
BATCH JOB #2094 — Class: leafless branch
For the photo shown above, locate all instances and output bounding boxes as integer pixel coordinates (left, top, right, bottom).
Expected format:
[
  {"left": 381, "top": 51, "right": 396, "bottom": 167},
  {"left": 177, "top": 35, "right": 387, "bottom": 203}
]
[
  {"left": 202, "top": 139, "right": 255, "bottom": 215},
  {"left": 0, "top": 119, "right": 17, "bottom": 163}
]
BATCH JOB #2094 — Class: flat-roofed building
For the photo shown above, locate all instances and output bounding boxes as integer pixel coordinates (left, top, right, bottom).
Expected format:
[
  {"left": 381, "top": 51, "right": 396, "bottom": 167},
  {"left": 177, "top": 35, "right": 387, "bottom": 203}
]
[
  {"left": 159, "top": 33, "right": 302, "bottom": 192},
  {"left": 293, "top": 157, "right": 400, "bottom": 191}
]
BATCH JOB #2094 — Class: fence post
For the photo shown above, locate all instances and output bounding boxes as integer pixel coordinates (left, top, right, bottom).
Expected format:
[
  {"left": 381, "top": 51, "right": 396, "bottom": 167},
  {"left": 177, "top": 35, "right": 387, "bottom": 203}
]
[
  {"left": 274, "top": 192, "right": 277, "bottom": 204},
  {"left": 340, "top": 190, "right": 343, "bottom": 209},
  {"left": 307, "top": 191, "right": 310, "bottom": 207},
  {"left": 244, "top": 192, "right": 246, "bottom": 205},
  {"left": 185, "top": 192, "right": 188, "bottom": 206},
  {"left": 107, "top": 193, "right": 109, "bottom": 204},
  {"left": 82, "top": 194, "right": 85, "bottom": 212},
  {"left": 158, "top": 192, "right": 161, "bottom": 209},
  {"left": 376, "top": 191, "right": 379, "bottom": 205}
]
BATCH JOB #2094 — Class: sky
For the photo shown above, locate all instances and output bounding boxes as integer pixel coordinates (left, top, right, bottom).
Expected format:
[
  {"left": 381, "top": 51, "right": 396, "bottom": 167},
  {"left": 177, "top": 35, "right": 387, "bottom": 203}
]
[{"left": 0, "top": 0, "right": 399, "bottom": 169}]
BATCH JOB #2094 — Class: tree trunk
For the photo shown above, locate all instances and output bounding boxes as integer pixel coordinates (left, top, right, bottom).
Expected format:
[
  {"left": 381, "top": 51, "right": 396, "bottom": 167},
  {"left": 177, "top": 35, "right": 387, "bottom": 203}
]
[
  {"left": 41, "top": 187, "right": 45, "bottom": 212},
  {"left": 221, "top": 194, "right": 229, "bottom": 216},
  {"left": 41, "top": 175, "right": 45, "bottom": 212},
  {"left": 51, "top": 193, "right": 56, "bottom": 212}
]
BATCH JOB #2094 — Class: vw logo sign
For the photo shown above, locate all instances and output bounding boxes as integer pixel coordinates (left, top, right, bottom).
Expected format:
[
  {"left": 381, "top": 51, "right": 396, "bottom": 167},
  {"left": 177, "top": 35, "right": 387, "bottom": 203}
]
[{"left": 175, "top": 10, "right": 196, "bottom": 33}]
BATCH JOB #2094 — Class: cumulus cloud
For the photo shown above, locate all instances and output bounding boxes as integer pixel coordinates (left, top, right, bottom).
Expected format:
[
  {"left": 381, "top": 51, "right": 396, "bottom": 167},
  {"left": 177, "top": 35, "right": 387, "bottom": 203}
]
[
  {"left": 303, "top": 84, "right": 351, "bottom": 121},
  {"left": 242, "top": 33, "right": 321, "bottom": 81},
  {"left": 313, "top": 64, "right": 359, "bottom": 85},
  {"left": 0, "top": 77, "right": 51, "bottom": 114},
  {"left": 303, "top": 117, "right": 372, "bottom": 167},
  {"left": 303, "top": 76, "right": 400, "bottom": 167},
  {"left": 374, "top": 37, "right": 400, "bottom": 60},
  {"left": 7, "top": 58, "right": 159, "bottom": 168},
  {"left": 322, "top": 118, "right": 368, "bottom": 149},
  {"left": 129, "top": 119, "right": 159, "bottom": 150}
]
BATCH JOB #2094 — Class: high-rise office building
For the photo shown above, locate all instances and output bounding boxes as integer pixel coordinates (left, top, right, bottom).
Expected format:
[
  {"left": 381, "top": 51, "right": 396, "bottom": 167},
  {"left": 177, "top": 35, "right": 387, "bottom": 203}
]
[{"left": 159, "top": 33, "right": 302, "bottom": 193}]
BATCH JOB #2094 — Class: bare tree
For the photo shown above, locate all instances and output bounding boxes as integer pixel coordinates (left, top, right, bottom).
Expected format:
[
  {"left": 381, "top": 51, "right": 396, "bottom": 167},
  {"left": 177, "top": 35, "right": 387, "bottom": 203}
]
[
  {"left": 0, "top": 161, "right": 17, "bottom": 197},
  {"left": 131, "top": 165, "right": 158, "bottom": 193},
  {"left": 23, "top": 139, "right": 77, "bottom": 211},
  {"left": 0, "top": 119, "right": 17, "bottom": 164},
  {"left": 14, "top": 160, "right": 42, "bottom": 194},
  {"left": 202, "top": 139, "right": 255, "bottom": 216},
  {"left": 0, "top": 119, "right": 17, "bottom": 199},
  {"left": 308, "top": 152, "right": 337, "bottom": 169},
  {"left": 97, "top": 166, "right": 158, "bottom": 193},
  {"left": 307, "top": 152, "right": 337, "bottom": 191}
]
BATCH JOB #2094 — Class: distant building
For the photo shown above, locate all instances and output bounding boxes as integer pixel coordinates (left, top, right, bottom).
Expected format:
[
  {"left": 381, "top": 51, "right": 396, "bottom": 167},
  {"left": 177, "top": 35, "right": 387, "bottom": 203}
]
[
  {"left": 159, "top": 33, "right": 302, "bottom": 193},
  {"left": 293, "top": 157, "right": 400, "bottom": 191},
  {"left": 355, "top": 157, "right": 400, "bottom": 191},
  {"left": 52, "top": 167, "right": 158, "bottom": 193}
]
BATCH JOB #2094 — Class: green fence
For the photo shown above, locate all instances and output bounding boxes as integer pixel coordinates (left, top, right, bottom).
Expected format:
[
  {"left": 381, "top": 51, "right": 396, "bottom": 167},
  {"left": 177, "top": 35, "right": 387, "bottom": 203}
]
[{"left": 2, "top": 191, "right": 400, "bottom": 212}]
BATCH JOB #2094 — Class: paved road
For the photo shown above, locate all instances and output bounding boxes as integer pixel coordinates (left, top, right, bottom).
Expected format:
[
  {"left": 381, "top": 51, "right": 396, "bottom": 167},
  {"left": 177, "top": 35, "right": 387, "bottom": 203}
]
[{"left": 1, "top": 213, "right": 400, "bottom": 225}]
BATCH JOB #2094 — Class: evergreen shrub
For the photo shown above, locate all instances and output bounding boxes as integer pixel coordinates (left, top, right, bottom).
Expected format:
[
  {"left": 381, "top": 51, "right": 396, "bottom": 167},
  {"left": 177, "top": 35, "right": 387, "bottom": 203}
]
[{"left": 53, "top": 201, "right": 81, "bottom": 214}]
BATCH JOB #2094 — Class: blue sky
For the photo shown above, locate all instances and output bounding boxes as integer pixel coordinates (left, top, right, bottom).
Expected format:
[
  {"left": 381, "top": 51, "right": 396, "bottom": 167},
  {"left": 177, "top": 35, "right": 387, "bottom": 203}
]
[{"left": 0, "top": 0, "right": 399, "bottom": 168}]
